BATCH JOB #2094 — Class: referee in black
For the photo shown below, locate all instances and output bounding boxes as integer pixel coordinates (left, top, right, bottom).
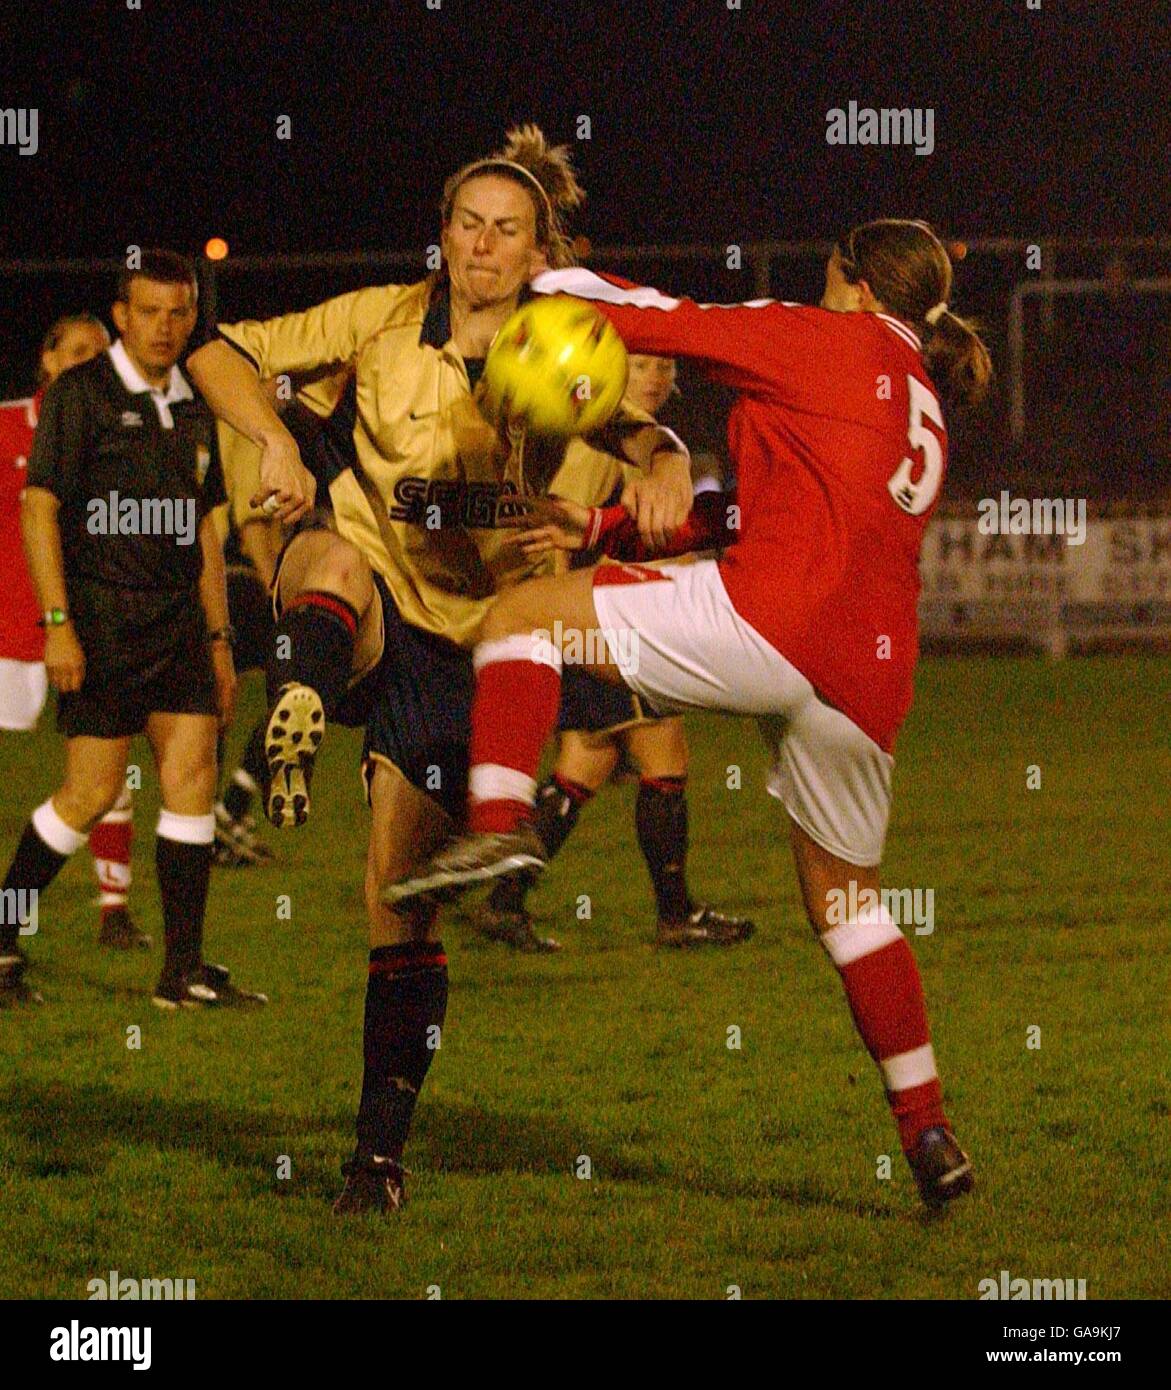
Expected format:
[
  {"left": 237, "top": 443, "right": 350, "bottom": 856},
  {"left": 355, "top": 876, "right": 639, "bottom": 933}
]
[{"left": 0, "top": 250, "right": 265, "bottom": 1009}]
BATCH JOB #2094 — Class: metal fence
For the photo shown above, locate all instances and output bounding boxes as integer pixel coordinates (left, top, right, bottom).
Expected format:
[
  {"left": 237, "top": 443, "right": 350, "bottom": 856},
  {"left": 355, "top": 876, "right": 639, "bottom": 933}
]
[{"left": 2, "top": 236, "right": 1169, "bottom": 499}]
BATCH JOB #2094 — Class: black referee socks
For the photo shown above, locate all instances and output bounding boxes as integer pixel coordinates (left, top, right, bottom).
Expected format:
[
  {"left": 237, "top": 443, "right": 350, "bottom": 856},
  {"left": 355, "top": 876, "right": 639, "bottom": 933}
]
[
  {"left": 267, "top": 590, "right": 359, "bottom": 720},
  {"left": 356, "top": 942, "right": 449, "bottom": 1163},
  {"left": 0, "top": 801, "right": 87, "bottom": 952},
  {"left": 155, "top": 811, "right": 214, "bottom": 980}
]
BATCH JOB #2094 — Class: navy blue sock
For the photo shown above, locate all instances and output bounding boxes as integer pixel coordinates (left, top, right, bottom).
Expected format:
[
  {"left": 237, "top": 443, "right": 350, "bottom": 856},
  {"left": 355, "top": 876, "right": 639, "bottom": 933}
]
[
  {"left": 636, "top": 776, "right": 692, "bottom": 923},
  {"left": 356, "top": 941, "right": 448, "bottom": 1161},
  {"left": 267, "top": 590, "right": 358, "bottom": 718}
]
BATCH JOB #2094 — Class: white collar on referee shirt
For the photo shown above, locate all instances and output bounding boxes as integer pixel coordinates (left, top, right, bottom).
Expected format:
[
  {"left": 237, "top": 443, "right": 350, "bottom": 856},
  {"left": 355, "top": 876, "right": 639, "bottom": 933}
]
[{"left": 108, "top": 339, "right": 194, "bottom": 429}]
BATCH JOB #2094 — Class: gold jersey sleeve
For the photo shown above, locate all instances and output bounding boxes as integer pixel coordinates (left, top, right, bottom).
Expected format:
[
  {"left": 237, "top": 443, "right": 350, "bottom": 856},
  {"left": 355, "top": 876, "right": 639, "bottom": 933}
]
[
  {"left": 216, "top": 284, "right": 414, "bottom": 379},
  {"left": 546, "top": 396, "right": 656, "bottom": 507}
]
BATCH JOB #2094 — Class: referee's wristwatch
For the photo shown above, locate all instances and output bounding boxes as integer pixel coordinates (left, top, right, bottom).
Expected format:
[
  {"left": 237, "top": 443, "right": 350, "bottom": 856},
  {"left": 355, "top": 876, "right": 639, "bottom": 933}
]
[
  {"left": 37, "top": 607, "right": 70, "bottom": 628},
  {"left": 207, "top": 624, "right": 237, "bottom": 649}
]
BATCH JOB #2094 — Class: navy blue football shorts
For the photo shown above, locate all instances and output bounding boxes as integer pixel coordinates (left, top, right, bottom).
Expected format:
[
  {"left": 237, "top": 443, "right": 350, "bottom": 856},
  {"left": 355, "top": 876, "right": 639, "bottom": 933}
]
[
  {"left": 556, "top": 665, "right": 664, "bottom": 735},
  {"left": 352, "top": 575, "right": 476, "bottom": 824}
]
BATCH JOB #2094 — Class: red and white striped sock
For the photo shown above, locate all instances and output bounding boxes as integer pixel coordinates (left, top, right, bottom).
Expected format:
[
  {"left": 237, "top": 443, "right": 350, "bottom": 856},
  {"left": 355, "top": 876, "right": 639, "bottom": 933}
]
[
  {"left": 820, "top": 906, "right": 949, "bottom": 1153},
  {"left": 468, "top": 634, "right": 563, "bottom": 833},
  {"left": 90, "top": 786, "right": 133, "bottom": 915}
]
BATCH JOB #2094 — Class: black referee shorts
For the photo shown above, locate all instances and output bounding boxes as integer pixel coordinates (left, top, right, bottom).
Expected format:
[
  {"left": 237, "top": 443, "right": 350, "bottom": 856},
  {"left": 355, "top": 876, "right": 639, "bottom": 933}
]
[{"left": 57, "top": 589, "right": 216, "bottom": 740}]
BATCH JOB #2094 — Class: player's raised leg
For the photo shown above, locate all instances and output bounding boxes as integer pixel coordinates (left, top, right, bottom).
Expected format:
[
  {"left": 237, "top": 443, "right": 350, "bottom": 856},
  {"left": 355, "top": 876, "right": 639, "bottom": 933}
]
[
  {"left": 333, "top": 762, "right": 450, "bottom": 1215},
  {"left": 146, "top": 711, "right": 266, "bottom": 1009},
  {"left": 0, "top": 734, "right": 129, "bottom": 1005},
  {"left": 261, "top": 526, "right": 379, "bottom": 828},
  {"left": 788, "top": 821, "right": 972, "bottom": 1208},
  {"left": 481, "top": 730, "right": 613, "bottom": 951}
]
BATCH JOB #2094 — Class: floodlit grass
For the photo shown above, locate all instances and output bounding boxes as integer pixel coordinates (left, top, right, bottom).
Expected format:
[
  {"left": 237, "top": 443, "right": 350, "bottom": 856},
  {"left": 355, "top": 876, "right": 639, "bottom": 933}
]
[{"left": 1, "top": 656, "right": 1168, "bottom": 1299}]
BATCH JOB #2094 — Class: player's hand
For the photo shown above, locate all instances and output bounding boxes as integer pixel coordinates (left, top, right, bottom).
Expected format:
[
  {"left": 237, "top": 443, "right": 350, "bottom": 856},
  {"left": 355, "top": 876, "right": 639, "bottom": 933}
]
[
  {"left": 622, "top": 458, "right": 692, "bottom": 550},
  {"left": 505, "top": 495, "right": 592, "bottom": 556},
  {"left": 210, "top": 642, "right": 237, "bottom": 730},
  {"left": 251, "top": 428, "right": 315, "bottom": 525},
  {"left": 44, "top": 624, "right": 85, "bottom": 694}
]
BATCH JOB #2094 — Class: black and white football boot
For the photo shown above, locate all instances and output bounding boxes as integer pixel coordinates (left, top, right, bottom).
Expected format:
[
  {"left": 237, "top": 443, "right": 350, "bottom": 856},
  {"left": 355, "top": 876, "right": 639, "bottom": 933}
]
[
  {"left": 381, "top": 823, "right": 547, "bottom": 909},
  {"left": 97, "top": 906, "right": 153, "bottom": 950},
  {"left": 0, "top": 951, "right": 42, "bottom": 1007},
  {"left": 655, "top": 904, "right": 755, "bottom": 949},
  {"left": 475, "top": 904, "right": 561, "bottom": 953},
  {"left": 152, "top": 962, "right": 269, "bottom": 1011},
  {"left": 332, "top": 1153, "right": 407, "bottom": 1215},
  {"left": 263, "top": 682, "right": 325, "bottom": 829},
  {"left": 213, "top": 803, "right": 275, "bottom": 867},
  {"left": 907, "top": 1126, "right": 974, "bottom": 1209}
]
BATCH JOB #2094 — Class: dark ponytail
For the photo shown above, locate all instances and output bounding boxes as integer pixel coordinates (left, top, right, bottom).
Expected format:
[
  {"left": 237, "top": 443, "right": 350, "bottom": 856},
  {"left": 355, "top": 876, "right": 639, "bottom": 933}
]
[{"left": 923, "top": 307, "right": 993, "bottom": 407}]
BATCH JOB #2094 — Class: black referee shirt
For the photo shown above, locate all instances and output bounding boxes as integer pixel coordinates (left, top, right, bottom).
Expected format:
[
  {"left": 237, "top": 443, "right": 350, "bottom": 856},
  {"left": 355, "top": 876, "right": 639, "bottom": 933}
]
[
  {"left": 27, "top": 342, "right": 223, "bottom": 595},
  {"left": 26, "top": 342, "right": 224, "bottom": 683}
]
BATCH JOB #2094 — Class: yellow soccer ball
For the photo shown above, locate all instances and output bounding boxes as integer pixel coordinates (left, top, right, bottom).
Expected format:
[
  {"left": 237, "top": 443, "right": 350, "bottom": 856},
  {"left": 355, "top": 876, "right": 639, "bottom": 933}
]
[{"left": 482, "top": 296, "right": 628, "bottom": 437}]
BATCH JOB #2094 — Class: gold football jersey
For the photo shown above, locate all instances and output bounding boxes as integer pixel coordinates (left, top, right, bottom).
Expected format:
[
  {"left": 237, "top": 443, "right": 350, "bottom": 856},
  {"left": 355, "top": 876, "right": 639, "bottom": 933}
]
[{"left": 216, "top": 276, "right": 654, "bottom": 645}]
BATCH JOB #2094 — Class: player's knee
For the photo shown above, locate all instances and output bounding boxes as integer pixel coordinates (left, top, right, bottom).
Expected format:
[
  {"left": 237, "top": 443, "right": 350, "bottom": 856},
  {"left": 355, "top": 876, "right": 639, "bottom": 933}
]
[
  {"left": 307, "top": 536, "right": 372, "bottom": 610},
  {"left": 55, "top": 775, "right": 124, "bottom": 829},
  {"left": 364, "top": 872, "right": 435, "bottom": 944},
  {"left": 479, "top": 587, "right": 532, "bottom": 642},
  {"left": 158, "top": 752, "right": 217, "bottom": 811}
]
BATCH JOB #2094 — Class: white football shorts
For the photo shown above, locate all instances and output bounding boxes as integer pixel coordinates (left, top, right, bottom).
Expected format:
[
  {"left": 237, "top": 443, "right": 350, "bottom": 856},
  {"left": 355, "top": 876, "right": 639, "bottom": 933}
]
[
  {"left": 0, "top": 658, "right": 49, "bottom": 732},
  {"left": 590, "top": 559, "right": 894, "bottom": 866}
]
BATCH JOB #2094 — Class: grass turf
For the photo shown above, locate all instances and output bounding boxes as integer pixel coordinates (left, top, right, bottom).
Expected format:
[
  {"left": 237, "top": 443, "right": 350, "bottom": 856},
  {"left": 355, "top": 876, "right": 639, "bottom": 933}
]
[{"left": 0, "top": 654, "right": 1168, "bottom": 1299}]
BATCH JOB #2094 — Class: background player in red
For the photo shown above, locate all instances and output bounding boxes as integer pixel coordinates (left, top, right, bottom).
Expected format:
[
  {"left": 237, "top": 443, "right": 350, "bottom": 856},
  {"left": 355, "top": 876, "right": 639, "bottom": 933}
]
[
  {"left": 387, "top": 219, "right": 993, "bottom": 1209},
  {"left": 0, "top": 313, "right": 148, "bottom": 950},
  {"left": 483, "top": 353, "right": 754, "bottom": 950}
]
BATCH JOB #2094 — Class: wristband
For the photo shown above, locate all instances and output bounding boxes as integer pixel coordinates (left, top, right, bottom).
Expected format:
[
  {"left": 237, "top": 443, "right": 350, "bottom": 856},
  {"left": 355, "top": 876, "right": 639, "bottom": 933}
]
[
  {"left": 37, "top": 607, "right": 70, "bottom": 628},
  {"left": 207, "top": 624, "right": 237, "bottom": 648}
]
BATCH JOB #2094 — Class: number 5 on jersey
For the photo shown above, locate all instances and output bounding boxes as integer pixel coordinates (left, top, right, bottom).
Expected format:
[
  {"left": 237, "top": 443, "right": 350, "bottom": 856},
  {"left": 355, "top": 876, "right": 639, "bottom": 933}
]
[{"left": 888, "top": 375, "right": 944, "bottom": 516}]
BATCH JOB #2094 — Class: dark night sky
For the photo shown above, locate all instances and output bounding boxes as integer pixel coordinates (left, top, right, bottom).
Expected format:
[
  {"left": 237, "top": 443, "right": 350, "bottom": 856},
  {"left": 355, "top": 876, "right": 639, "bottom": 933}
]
[{"left": 3, "top": 0, "right": 1168, "bottom": 259}]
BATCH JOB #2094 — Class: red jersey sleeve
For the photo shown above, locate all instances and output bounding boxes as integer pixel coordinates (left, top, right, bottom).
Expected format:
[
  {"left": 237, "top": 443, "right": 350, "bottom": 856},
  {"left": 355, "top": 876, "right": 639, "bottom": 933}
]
[
  {"left": 532, "top": 268, "right": 834, "bottom": 400},
  {"left": 590, "top": 489, "right": 739, "bottom": 562}
]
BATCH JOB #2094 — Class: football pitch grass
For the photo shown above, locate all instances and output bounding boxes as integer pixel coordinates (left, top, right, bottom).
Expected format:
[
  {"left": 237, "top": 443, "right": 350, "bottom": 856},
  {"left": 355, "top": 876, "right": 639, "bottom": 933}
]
[{"left": 1, "top": 655, "right": 1167, "bottom": 1300}]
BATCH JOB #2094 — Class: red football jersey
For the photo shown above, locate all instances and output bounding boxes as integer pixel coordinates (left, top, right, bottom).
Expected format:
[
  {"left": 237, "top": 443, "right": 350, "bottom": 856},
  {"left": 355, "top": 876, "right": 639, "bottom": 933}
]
[
  {"left": 534, "top": 270, "right": 948, "bottom": 753},
  {"left": 0, "top": 395, "right": 45, "bottom": 663}
]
